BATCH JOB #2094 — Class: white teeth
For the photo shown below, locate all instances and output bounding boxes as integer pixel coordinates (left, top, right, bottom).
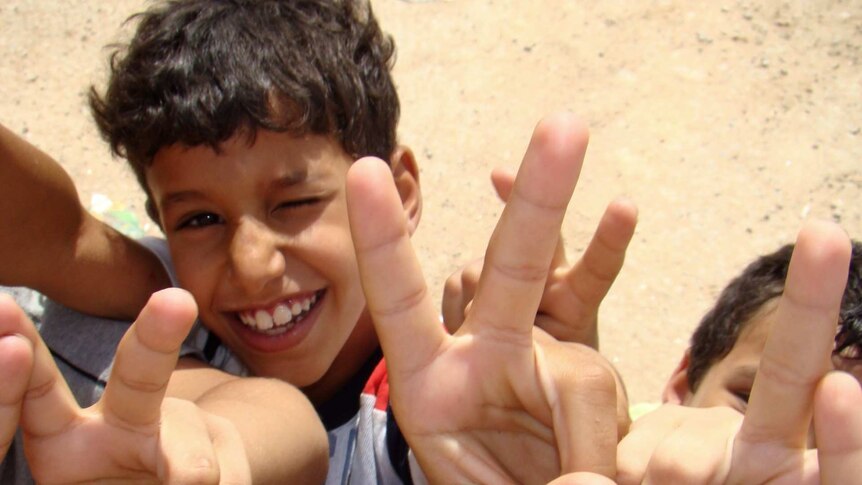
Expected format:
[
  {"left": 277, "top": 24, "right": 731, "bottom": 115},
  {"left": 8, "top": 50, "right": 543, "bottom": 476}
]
[
  {"left": 273, "top": 304, "right": 293, "bottom": 326},
  {"left": 254, "top": 310, "right": 273, "bottom": 330},
  {"left": 238, "top": 292, "right": 320, "bottom": 331}
]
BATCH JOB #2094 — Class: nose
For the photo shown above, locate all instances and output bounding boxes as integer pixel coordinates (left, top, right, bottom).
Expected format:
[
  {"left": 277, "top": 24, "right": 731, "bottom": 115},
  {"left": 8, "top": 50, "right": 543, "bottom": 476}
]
[{"left": 228, "top": 218, "right": 286, "bottom": 296}]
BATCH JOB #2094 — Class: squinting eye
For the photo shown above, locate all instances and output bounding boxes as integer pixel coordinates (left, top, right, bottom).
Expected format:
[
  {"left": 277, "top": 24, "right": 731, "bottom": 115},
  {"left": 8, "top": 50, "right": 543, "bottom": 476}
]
[
  {"left": 177, "top": 212, "right": 224, "bottom": 230},
  {"left": 275, "top": 198, "right": 321, "bottom": 212},
  {"left": 731, "top": 390, "right": 750, "bottom": 405}
]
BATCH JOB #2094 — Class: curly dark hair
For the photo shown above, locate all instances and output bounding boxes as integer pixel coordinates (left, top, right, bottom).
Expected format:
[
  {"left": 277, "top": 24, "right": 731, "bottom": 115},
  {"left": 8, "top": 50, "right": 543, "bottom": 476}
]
[
  {"left": 687, "top": 240, "right": 862, "bottom": 392},
  {"left": 89, "top": 0, "right": 399, "bottom": 210}
]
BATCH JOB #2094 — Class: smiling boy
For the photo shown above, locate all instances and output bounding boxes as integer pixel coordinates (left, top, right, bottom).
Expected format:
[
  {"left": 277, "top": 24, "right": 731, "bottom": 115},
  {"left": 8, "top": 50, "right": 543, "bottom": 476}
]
[{"left": 2, "top": 0, "right": 629, "bottom": 483}]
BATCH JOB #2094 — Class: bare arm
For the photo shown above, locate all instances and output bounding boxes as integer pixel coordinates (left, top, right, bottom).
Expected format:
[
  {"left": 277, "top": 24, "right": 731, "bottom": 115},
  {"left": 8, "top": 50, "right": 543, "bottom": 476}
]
[
  {"left": 0, "top": 123, "right": 169, "bottom": 319},
  {"left": 168, "top": 357, "right": 330, "bottom": 484}
]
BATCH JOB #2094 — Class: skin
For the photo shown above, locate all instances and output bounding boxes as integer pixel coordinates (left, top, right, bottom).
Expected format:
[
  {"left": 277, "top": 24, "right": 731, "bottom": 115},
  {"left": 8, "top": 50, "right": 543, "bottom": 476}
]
[
  {"left": 442, "top": 166, "right": 639, "bottom": 349},
  {"left": 346, "top": 113, "right": 623, "bottom": 483},
  {"left": 0, "top": 123, "right": 170, "bottom": 320},
  {"left": 662, "top": 299, "right": 781, "bottom": 412},
  {"left": 664, "top": 296, "right": 862, "bottom": 417},
  {"left": 147, "top": 130, "right": 421, "bottom": 404},
  {"left": 5, "top": 114, "right": 629, "bottom": 483},
  {"left": 0, "top": 289, "right": 253, "bottom": 484},
  {"left": 617, "top": 221, "right": 862, "bottom": 484},
  {"left": 440, "top": 167, "right": 638, "bottom": 438},
  {"left": 1, "top": 124, "right": 330, "bottom": 483},
  {"left": 1, "top": 289, "right": 329, "bottom": 484}
]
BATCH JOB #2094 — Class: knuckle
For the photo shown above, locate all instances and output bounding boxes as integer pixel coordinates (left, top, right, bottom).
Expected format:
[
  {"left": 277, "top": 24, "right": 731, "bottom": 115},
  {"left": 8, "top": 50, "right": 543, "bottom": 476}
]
[
  {"left": 165, "top": 458, "right": 220, "bottom": 485},
  {"left": 119, "top": 376, "right": 168, "bottom": 394},
  {"left": 491, "top": 259, "right": 548, "bottom": 284},
  {"left": 373, "top": 284, "right": 428, "bottom": 317},
  {"left": 571, "top": 359, "right": 616, "bottom": 391}
]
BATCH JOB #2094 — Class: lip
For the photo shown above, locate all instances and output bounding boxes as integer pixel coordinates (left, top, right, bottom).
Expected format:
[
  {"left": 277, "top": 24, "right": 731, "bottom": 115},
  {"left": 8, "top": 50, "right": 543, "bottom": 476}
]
[{"left": 225, "top": 289, "right": 326, "bottom": 353}]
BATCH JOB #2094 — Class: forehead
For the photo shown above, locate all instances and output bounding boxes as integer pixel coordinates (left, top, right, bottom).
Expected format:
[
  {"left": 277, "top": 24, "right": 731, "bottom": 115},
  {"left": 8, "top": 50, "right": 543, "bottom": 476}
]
[
  {"left": 145, "top": 130, "right": 351, "bottom": 196},
  {"left": 730, "top": 299, "right": 779, "bottom": 357},
  {"left": 701, "top": 299, "right": 780, "bottom": 382}
]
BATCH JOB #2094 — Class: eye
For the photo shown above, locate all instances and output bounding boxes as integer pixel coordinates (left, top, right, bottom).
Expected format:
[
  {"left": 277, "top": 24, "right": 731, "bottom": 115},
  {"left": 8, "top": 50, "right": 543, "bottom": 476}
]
[
  {"left": 274, "top": 198, "right": 321, "bottom": 213},
  {"left": 177, "top": 212, "right": 224, "bottom": 230},
  {"left": 730, "top": 389, "right": 751, "bottom": 404}
]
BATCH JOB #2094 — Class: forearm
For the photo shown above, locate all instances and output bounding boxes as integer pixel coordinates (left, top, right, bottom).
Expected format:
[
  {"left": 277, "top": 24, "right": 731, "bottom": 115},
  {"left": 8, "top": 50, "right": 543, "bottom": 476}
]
[
  {"left": 0, "top": 123, "right": 169, "bottom": 319},
  {"left": 196, "top": 378, "right": 329, "bottom": 484},
  {"left": 168, "top": 359, "right": 329, "bottom": 484}
]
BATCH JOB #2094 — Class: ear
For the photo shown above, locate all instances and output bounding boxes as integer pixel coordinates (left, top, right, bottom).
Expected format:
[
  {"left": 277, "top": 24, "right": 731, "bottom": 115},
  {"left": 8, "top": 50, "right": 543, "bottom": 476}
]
[
  {"left": 662, "top": 349, "right": 694, "bottom": 404},
  {"left": 388, "top": 145, "right": 422, "bottom": 235}
]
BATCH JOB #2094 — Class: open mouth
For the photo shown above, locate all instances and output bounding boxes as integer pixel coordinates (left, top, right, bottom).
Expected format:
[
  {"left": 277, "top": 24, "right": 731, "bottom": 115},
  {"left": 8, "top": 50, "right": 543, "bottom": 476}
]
[{"left": 236, "top": 289, "right": 325, "bottom": 335}]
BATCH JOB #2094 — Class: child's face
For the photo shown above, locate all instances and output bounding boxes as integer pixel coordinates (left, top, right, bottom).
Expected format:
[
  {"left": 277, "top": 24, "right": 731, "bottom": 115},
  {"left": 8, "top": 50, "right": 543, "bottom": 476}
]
[
  {"left": 146, "top": 130, "right": 371, "bottom": 388},
  {"left": 681, "top": 298, "right": 862, "bottom": 414},
  {"left": 684, "top": 300, "right": 778, "bottom": 413}
]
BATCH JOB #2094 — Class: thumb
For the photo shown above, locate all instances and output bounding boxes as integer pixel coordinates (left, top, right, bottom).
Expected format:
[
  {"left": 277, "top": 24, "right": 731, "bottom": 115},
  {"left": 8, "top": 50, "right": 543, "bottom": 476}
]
[{"left": 101, "top": 288, "right": 198, "bottom": 428}]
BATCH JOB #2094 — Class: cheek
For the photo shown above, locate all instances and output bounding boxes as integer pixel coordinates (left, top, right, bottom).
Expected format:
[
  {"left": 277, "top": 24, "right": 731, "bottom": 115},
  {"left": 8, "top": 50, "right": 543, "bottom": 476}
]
[{"left": 171, "top": 248, "right": 219, "bottom": 308}]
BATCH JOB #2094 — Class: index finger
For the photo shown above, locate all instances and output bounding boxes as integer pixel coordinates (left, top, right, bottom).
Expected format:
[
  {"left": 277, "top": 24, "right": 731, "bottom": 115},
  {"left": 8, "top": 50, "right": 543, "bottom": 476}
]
[
  {"left": 346, "top": 157, "right": 445, "bottom": 376},
  {"left": 470, "top": 113, "right": 588, "bottom": 336},
  {"left": 101, "top": 288, "right": 197, "bottom": 427},
  {"left": 740, "top": 220, "right": 851, "bottom": 447}
]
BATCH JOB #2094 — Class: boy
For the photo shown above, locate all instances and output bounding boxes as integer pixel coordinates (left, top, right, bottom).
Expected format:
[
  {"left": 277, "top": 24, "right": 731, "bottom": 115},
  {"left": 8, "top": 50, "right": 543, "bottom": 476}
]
[
  {"left": 661, "top": 239, "right": 862, "bottom": 411},
  {"left": 614, "top": 221, "right": 862, "bottom": 484},
  {"left": 0, "top": 127, "right": 329, "bottom": 482},
  {"left": 2, "top": 0, "right": 629, "bottom": 482}
]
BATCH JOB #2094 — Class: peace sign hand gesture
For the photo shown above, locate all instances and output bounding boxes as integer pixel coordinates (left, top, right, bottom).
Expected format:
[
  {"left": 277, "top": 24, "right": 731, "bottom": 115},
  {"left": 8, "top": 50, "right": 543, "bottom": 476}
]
[
  {"left": 0, "top": 289, "right": 251, "bottom": 484},
  {"left": 347, "top": 113, "right": 621, "bottom": 484},
  {"left": 617, "top": 221, "right": 862, "bottom": 484}
]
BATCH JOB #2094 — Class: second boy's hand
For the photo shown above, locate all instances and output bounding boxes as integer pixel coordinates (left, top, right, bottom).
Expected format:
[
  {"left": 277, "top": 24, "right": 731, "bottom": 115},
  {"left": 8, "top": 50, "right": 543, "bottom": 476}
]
[
  {"left": 347, "top": 113, "right": 619, "bottom": 483},
  {"left": 617, "top": 221, "right": 862, "bottom": 484}
]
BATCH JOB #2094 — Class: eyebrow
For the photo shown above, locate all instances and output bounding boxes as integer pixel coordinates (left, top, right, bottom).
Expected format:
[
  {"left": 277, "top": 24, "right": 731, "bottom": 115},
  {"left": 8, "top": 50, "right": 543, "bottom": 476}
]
[
  {"left": 271, "top": 170, "right": 309, "bottom": 190},
  {"left": 159, "top": 172, "right": 311, "bottom": 212},
  {"left": 159, "top": 190, "right": 204, "bottom": 213}
]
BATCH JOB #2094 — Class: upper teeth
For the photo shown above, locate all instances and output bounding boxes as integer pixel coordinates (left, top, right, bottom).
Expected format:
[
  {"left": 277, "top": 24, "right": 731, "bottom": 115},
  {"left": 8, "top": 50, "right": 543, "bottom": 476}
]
[{"left": 239, "top": 293, "right": 318, "bottom": 331}]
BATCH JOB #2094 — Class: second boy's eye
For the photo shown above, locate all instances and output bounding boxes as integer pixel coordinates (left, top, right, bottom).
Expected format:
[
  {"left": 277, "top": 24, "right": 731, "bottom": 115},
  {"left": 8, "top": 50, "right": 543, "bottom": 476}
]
[
  {"left": 177, "top": 212, "right": 224, "bottom": 230},
  {"left": 731, "top": 389, "right": 750, "bottom": 406}
]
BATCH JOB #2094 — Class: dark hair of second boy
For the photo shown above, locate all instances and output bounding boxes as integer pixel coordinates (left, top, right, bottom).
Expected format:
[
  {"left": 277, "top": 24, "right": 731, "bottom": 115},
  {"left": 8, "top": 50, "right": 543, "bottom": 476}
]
[{"left": 686, "top": 240, "right": 862, "bottom": 392}]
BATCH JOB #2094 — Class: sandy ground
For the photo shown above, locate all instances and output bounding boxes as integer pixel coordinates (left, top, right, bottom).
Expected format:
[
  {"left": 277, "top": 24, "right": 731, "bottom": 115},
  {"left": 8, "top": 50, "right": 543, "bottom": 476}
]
[{"left": 1, "top": 0, "right": 860, "bottom": 405}]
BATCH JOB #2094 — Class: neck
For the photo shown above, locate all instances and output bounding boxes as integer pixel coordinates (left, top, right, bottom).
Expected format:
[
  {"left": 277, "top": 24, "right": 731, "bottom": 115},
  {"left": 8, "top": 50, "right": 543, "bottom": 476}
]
[{"left": 302, "top": 308, "right": 379, "bottom": 405}]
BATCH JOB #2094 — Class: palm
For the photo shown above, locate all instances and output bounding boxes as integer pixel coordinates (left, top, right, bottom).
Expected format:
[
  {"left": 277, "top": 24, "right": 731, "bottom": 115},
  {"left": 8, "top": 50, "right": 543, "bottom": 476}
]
[
  {"left": 391, "top": 330, "right": 555, "bottom": 483},
  {"left": 348, "top": 114, "right": 618, "bottom": 483}
]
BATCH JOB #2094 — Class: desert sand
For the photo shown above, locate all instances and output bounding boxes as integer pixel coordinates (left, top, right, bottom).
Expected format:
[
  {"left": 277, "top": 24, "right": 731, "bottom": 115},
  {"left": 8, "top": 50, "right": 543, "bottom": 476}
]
[{"left": 1, "top": 0, "right": 860, "bottom": 405}]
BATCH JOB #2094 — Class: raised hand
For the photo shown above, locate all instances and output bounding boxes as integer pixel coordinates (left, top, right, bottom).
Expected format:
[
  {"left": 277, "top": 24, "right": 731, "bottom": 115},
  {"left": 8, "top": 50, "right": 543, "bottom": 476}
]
[
  {"left": 442, "top": 167, "right": 637, "bottom": 348},
  {"left": 347, "top": 113, "right": 621, "bottom": 483},
  {"left": 617, "top": 220, "right": 861, "bottom": 484},
  {"left": 1, "top": 288, "right": 251, "bottom": 484}
]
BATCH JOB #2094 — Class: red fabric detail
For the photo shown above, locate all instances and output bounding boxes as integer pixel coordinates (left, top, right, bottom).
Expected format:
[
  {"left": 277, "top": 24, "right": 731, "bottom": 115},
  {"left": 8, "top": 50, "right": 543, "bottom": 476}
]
[{"left": 361, "top": 358, "right": 390, "bottom": 411}]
